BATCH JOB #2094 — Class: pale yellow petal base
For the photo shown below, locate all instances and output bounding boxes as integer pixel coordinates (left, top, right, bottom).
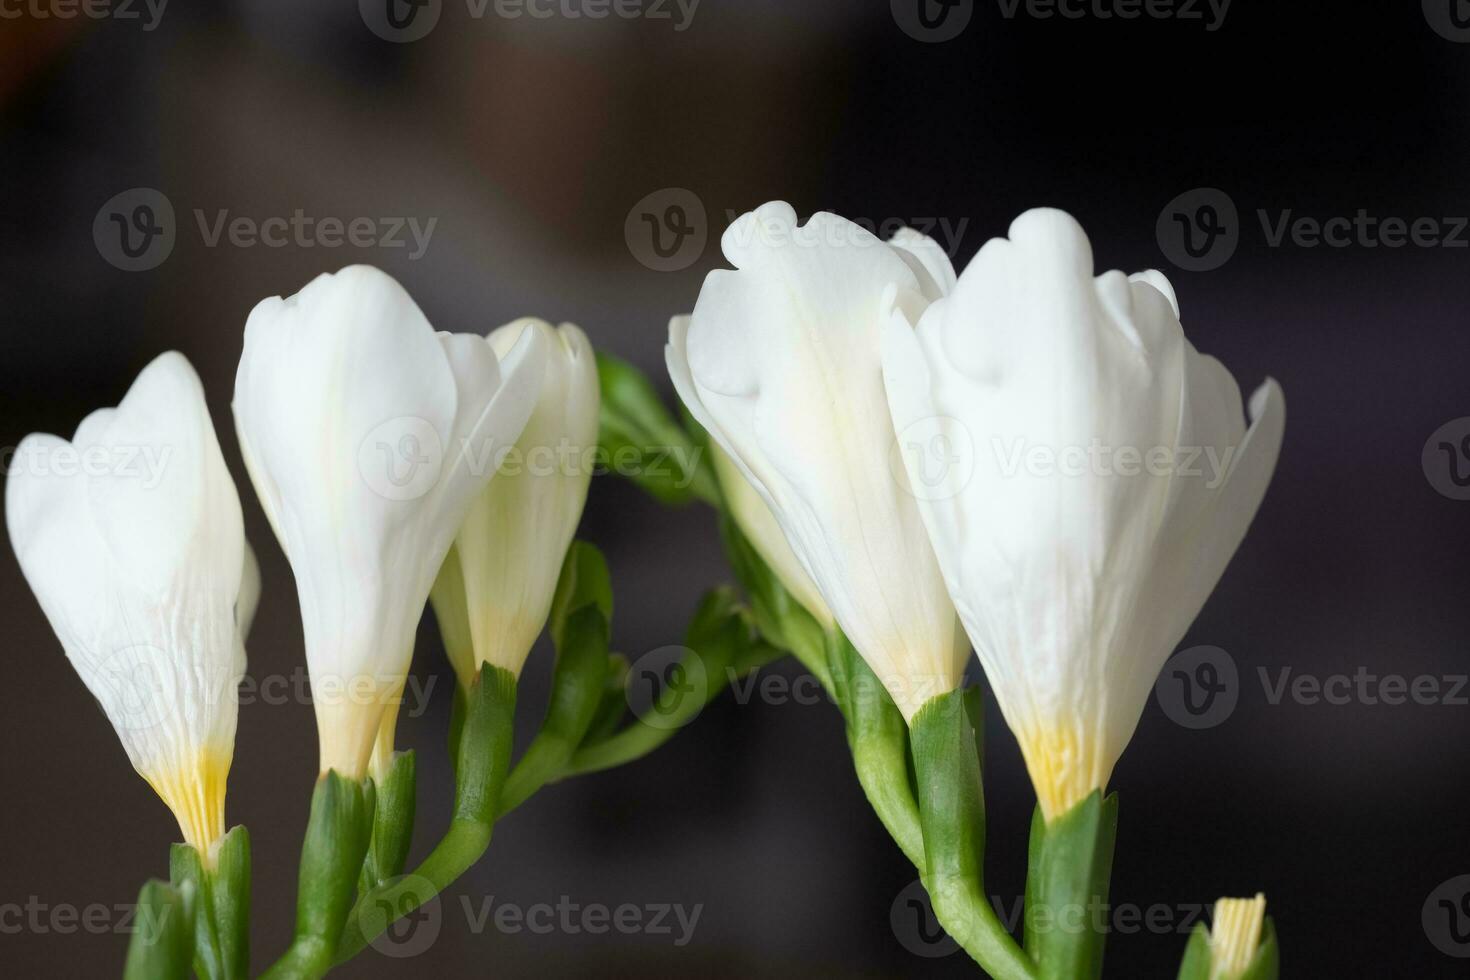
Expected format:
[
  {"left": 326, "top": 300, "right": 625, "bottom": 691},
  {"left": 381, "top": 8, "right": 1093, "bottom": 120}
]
[
  {"left": 1016, "top": 724, "right": 1106, "bottom": 824},
  {"left": 142, "top": 747, "right": 230, "bottom": 864}
]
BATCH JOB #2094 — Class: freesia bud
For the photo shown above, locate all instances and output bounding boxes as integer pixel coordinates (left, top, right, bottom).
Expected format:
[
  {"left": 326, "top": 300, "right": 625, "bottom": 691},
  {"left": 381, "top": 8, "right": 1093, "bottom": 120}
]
[
  {"left": 7, "top": 352, "right": 251, "bottom": 860},
  {"left": 233, "top": 266, "right": 546, "bottom": 780},
  {"left": 882, "top": 208, "right": 1285, "bottom": 821},
  {"left": 666, "top": 201, "right": 967, "bottom": 720},
  {"left": 704, "top": 431, "right": 832, "bottom": 631},
  {"left": 430, "top": 319, "right": 598, "bottom": 686},
  {"left": 1208, "top": 894, "right": 1269, "bottom": 979}
]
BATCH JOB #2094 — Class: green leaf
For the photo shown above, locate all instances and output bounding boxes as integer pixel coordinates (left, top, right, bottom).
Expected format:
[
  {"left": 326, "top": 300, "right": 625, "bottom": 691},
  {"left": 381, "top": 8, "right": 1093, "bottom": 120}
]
[
  {"left": 549, "top": 540, "right": 614, "bottom": 651},
  {"left": 170, "top": 826, "right": 251, "bottom": 980},
  {"left": 361, "top": 751, "right": 417, "bottom": 890},
  {"left": 1024, "top": 790, "right": 1119, "bottom": 980},
  {"left": 1175, "top": 923, "right": 1213, "bottom": 980},
  {"left": 1243, "top": 918, "right": 1280, "bottom": 980},
  {"left": 909, "top": 690, "right": 1034, "bottom": 980},
  {"left": 124, "top": 879, "right": 194, "bottom": 980},
  {"left": 595, "top": 351, "right": 717, "bottom": 505}
]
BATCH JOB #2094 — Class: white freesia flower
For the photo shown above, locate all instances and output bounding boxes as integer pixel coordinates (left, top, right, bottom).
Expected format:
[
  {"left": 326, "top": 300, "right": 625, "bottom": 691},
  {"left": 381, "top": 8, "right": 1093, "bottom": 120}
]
[
  {"left": 6, "top": 352, "right": 250, "bottom": 859},
  {"left": 431, "top": 318, "right": 599, "bottom": 684},
  {"left": 882, "top": 209, "right": 1286, "bottom": 821},
  {"left": 234, "top": 266, "right": 546, "bottom": 780},
  {"left": 666, "top": 201, "right": 967, "bottom": 720}
]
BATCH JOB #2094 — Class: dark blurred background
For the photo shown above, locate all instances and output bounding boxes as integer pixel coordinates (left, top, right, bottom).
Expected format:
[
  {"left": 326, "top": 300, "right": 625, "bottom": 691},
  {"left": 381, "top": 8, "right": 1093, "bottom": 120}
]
[{"left": 3, "top": 1, "right": 1470, "bottom": 976}]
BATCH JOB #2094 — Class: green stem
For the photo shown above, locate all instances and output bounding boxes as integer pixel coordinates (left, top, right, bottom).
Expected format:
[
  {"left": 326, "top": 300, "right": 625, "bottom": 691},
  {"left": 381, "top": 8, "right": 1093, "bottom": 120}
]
[
  {"left": 170, "top": 827, "right": 251, "bottom": 980},
  {"left": 825, "top": 630, "right": 925, "bottom": 869},
  {"left": 334, "top": 666, "right": 516, "bottom": 964},
  {"left": 1024, "top": 792, "right": 1119, "bottom": 980},
  {"left": 911, "top": 691, "right": 1036, "bottom": 980},
  {"left": 123, "top": 880, "right": 193, "bottom": 980},
  {"left": 498, "top": 606, "right": 611, "bottom": 816},
  {"left": 259, "top": 773, "right": 374, "bottom": 980}
]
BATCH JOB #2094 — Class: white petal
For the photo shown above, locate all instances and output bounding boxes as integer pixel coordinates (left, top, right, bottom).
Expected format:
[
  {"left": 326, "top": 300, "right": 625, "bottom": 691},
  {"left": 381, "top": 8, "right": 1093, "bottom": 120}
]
[{"left": 673, "top": 202, "right": 963, "bottom": 718}]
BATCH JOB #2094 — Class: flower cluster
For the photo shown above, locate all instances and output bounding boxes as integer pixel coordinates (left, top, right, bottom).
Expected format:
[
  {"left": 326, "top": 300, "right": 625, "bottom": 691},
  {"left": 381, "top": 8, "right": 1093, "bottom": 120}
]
[
  {"left": 8, "top": 265, "right": 598, "bottom": 857},
  {"left": 671, "top": 202, "right": 1285, "bottom": 822}
]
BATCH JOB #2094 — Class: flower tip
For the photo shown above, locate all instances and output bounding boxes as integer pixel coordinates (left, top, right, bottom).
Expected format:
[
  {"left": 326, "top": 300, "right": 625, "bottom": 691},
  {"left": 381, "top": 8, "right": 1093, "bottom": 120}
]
[{"left": 1209, "top": 892, "right": 1267, "bottom": 979}]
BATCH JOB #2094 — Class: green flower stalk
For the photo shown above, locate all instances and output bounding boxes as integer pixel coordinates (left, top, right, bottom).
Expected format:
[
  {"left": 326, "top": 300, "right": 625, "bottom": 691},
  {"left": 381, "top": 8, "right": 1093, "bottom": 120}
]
[{"left": 170, "top": 827, "right": 252, "bottom": 980}]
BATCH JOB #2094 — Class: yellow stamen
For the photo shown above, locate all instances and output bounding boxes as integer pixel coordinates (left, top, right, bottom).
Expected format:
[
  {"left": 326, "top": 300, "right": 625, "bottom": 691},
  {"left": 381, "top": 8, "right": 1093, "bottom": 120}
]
[{"left": 1209, "top": 893, "right": 1267, "bottom": 979}]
